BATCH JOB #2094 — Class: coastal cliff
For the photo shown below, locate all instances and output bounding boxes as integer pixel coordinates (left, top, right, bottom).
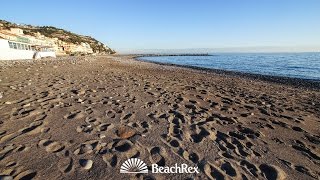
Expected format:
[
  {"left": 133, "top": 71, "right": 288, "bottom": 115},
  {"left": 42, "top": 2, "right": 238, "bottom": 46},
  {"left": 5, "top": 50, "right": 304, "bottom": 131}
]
[{"left": 0, "top": 19, "right": 116, "bottom": 55}]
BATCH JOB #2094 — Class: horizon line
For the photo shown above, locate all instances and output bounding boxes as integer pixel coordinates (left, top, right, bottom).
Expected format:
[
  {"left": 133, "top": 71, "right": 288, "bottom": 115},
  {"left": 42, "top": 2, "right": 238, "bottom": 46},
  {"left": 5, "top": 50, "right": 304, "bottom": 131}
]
[{"left": 118, "top": 46, "right": 320, "bottom": 54}]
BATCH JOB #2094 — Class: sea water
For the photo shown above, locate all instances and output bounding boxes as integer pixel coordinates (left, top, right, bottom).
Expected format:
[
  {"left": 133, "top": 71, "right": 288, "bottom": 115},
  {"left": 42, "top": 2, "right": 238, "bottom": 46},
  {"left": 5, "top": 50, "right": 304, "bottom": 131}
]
[{"left": 139, "top": 53, "right": 320, "bottom": 80}]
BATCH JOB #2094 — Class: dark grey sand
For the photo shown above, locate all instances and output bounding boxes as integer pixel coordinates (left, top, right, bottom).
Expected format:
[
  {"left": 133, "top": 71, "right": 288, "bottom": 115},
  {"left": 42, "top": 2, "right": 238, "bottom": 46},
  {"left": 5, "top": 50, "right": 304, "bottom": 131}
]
[{"left": 0, "top": 55, "right": 319, "bottom": 180}]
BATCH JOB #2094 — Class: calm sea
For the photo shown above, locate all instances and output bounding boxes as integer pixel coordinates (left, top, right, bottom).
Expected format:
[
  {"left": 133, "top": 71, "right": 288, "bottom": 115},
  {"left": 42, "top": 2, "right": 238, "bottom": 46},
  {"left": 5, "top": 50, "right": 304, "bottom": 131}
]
[{"left": 138, "top": 53, "right": 320, "bottom": 80}]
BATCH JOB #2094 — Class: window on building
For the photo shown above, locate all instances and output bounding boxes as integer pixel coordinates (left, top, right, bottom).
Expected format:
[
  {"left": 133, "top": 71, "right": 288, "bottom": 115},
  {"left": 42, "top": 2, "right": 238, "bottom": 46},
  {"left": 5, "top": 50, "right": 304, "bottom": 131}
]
[
  {"left": 8, "top": 42, "right": 14, "bottom": 49},
  {"left": 17, "top": 43, "right": 21, "bottom": 50},
  {"left": 13, "top": 43, "right": 17, "bottom": 49}
]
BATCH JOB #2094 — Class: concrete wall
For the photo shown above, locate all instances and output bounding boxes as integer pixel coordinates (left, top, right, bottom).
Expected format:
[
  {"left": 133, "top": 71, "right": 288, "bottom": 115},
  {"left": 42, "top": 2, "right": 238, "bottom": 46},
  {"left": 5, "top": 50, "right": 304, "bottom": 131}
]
[{"left": 34, "top": 52, "right": 56, "bottom": 59}]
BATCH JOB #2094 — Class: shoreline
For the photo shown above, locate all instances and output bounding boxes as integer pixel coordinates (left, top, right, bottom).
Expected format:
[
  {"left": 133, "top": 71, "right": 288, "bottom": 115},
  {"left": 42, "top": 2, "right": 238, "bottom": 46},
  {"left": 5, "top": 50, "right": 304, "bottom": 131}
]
[{"left": 133, "top": 55, "right": 320, "bottom": 90}]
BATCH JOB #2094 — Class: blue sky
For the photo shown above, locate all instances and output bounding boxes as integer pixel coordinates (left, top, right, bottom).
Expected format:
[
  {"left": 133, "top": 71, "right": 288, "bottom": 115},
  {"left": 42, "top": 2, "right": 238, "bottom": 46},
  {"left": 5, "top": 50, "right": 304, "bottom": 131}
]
[{"left": 1, "top": 0, "right": 319, "bottom": 52}]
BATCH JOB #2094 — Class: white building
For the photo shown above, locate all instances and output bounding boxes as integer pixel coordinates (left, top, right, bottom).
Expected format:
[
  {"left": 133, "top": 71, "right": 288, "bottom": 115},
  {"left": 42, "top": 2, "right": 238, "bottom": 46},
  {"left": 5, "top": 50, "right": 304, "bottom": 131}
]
[
  {"left": 10, "top": 28, "right": 24, "bottom": 35},
  {"left": 0, "top": 38, "right": 56, "bottom": 60},
  {"left": 0, "top": 28, "right": 56, "bottom": 60}
]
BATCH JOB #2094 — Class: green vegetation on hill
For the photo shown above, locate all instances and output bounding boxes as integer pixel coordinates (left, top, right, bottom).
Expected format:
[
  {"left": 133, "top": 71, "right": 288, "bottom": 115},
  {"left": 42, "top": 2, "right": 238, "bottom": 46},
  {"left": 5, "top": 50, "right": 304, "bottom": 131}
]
[{"left": 0, "top": 20, "right": 116, "bottom": 54}]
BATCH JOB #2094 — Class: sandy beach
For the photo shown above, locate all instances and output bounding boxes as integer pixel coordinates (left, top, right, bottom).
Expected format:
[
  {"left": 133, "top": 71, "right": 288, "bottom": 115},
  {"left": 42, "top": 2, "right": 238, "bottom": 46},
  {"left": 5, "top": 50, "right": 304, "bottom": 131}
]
[{"left": 0, "top": 55, "right": 319, "bottom": 180}]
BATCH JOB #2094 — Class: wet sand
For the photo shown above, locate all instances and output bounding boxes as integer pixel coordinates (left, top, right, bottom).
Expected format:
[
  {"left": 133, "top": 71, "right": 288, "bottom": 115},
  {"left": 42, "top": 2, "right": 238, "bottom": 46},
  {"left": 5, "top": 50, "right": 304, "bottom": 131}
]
[{"left": 0, "top": 55, "right": 319, "bottom": 180}]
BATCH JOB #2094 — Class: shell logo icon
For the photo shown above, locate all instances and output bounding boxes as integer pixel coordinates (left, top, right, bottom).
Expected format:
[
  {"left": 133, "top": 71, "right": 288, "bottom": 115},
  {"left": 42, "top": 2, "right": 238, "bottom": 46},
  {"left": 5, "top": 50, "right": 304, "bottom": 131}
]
[{"left": 120, "top": 158, "right": 148, "bottom": 173}]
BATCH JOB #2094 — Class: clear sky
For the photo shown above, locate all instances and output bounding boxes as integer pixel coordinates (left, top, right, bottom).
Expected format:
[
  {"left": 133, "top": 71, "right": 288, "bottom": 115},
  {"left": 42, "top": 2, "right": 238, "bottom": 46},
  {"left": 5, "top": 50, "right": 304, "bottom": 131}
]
[{"left": 1, "top": 0, "right": 319, "bottom": 52}]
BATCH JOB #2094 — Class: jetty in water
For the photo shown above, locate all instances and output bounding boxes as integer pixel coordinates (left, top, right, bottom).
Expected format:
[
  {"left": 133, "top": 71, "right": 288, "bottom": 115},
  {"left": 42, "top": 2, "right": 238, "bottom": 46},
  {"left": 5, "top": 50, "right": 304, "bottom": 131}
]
[{"left": 135, "top": 53, "right": 212, "bottom": 57}]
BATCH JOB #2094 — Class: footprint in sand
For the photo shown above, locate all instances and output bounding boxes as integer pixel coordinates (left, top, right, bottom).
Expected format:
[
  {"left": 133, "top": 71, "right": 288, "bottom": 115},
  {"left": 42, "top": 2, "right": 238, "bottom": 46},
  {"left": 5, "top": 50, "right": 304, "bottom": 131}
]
[
  {"left": 79, "top": 159, "right": 93, "bottom": 170},
  {"left": 0, "top": 144, "right": 16, "bottom": 160},
  {"left": 188, "top": 125, "right": 215, "bottom": 143},
  {"left": 304, "top": 134, "right": 320, "bottom": 145},
  {"left": 220, "top": 161, "right": 238, "bottom": 178},
  {"left": 120, "top": 112, "right": 134, "bottom": 122},
  {"left": 14, "top": 170, "right": 37, "bottom": 180},
  {"left": 38, "top": 139, "right": 65, "bottom": 153},
  {"left": 98, "top": 123, "right": 115, "bottom": 132},
  {"left": 14, "top": 145, "right": 27, "bottom": 153},
  {"left": 58, "top": 157, "right": 73, "bottom": 173},
  {"left": 84, "top": 107, "right": 93, "bottom": 115},
  {"left": 106, "top": 110, "right": 116, "bottom": 118},
  {"left": 294, "top": 165, "right": 318, "bottom": 178},
  {"left": 149, "top": 146, "right": 167, "bottom": 166},
  {"left": 74, "top": 140, "right": 98, "bottom": 155},
  {"left": 85, "top": 117, "right": 98, "bottom": 124},
  {"left": 19, "top": 121, "right": 43, "bottom": 134},
  {"left": 181, "top": 150, "right": 201, "bottom": 164},
  {"left": 240, "top": 160, "right": 259, "bottom": 177},
  {"left": 74, "top": 144, "right": 93, "bottom": 155},
  {"left": 45, "top": 142, "right": 65, "bottom": 153},
  {"left": 114, "top": 140, "right": 133, "bottom": 152},
  {"left": 0, "top": 120, "right": 44, "bottom": 144},
  {"left": 259, "top": 164, "right": 286, "bottom": 180},
  {"left": 102, "top": 153, "right": 118, "bottom": 167},
  {"left": 64, "top": 111, "right": 85, "bottom": 120},
  {"left": 5, "top": 161, "right": 17, "bottom": 168},
  {"left": 125, "top": 145, "right": 142, "bottom": 159},
  {"left": 291, "top": 140, "right": 320, "bottom": 162},
  {"left": 203, "top": 162, "right": 226, "bottom": 180},
  {"left": 76, "top": 124, "right": 93, "bottom": 133}
]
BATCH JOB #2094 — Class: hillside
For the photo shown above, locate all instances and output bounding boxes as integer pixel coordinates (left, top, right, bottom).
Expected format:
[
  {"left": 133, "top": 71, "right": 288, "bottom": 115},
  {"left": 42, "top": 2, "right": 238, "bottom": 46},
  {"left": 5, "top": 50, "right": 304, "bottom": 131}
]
[{"left": 0, "top": 19, "right": 116, "bottom": 54}]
